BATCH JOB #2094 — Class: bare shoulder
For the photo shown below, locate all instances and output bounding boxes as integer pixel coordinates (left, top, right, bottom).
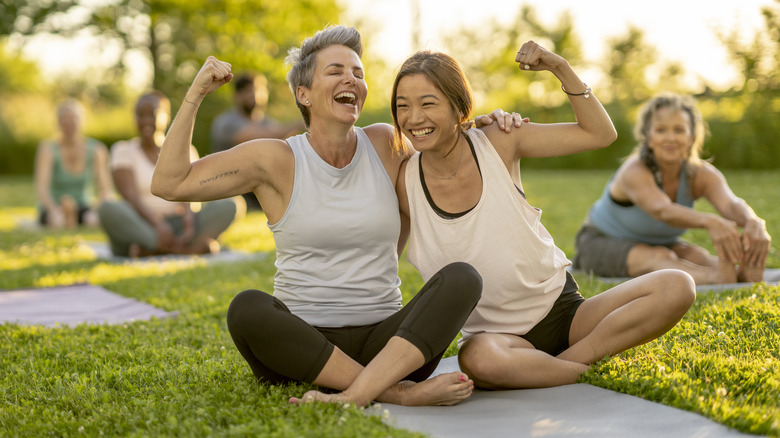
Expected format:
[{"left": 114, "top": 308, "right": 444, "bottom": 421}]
[
  {"left": 363, "top": 123, "right": 395, "bottom": 148},
  {"left": 612, "top": 156, "right": 654, "bottom": 197},
  {"left": 230, "top": 138, "right": 292, "bottom": 166},
  {"left": 364, "top": 122, "right": 411, "bottom": 160},
  {"left": 37, "top": 140, "right": 54, "bottom": 154},
  {"left": 694, "top": 161, "right": 724, "bottom": 180},
  {"left": 690, "top": 161, "right": 728, "bottom": 197},
  {"left": 479, "top": 123, "right": 524, "bottom": 167},
  {"left": 615, "top": 156, "right": 648, "bottom": 180}
]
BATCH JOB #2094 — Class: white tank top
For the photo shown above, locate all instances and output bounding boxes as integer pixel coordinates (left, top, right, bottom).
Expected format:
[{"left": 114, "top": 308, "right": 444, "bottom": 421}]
[
  {"left": 406, "top": 128, "right": 570, "bottom": 343},
  {"left": 270, "top": 127, "right": 402, "bottom": 327}
]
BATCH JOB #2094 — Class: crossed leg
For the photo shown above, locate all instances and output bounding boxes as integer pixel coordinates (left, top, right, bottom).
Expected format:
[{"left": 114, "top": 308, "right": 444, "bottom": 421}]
[
  {"left": 291, "top": 337, "right": 473, "bottom": 407},
  {"left": 459, "top": 269, "right": 695, "bottom": 389}
]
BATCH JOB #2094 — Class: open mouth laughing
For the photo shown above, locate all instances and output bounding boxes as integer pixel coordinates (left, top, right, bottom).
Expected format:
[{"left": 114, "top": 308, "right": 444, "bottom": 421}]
[{"left": 334, "top": 92, "right": 357, "bottom": 106}]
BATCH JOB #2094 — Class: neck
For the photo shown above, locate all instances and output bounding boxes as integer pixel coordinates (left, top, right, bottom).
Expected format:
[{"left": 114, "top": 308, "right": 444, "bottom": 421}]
[
  {"left": 140, "top": 134, "right": 161, "bottom": 150},
  {"left": 59, "top": 133, "right": 83, "bottom": 146},
  {"left": 424, "top": 132, "right": 466, "bottom": 180},
  {"left": 306, "top": 119, "right": 358, "bottom": 168}
]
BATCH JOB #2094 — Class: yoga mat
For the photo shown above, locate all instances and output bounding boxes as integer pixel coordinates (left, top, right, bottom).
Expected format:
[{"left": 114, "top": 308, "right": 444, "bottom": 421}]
[
  {"left": 0, "top": 283, "right": 177, "bottom": 327},
  {"left": 568, "top": 267, "right": 780, "bottom": 293},
  {"left": 83, "top": 241, "right": 267, "bottom": 264},
  {"left": 370, "top": 357, "right": 750, "bottom": 438}
]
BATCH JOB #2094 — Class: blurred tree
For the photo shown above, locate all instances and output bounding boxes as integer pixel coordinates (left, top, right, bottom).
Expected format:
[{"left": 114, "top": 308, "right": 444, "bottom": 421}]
[
  {"left": 601, "top": 26, "right": 657, "bottom": 105},
  {"left": 0, "top": 41, "right": 44, "bottom": 94},
  {"left": 442, "top": 5, "right": 583, "bottom": 116},
  {"left": 87, "top": 0, "right": 340, "bottom": 109},
  {"left": 0, "top": 0, "right": 81, "bottom": 37},
  {"left": 86, "top": 0, "right": 342, "bottom": 154},
  {"left": 0, "top": 0, "right": 343, "bottom": 172},
  {"left": 703, "top": 0, "right": 780, "bottom": 169}
]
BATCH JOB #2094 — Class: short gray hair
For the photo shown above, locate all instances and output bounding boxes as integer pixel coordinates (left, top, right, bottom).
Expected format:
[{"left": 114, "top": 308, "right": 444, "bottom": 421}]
[{"left": 285, "top": 25, "right": 362, "bottom": 128}]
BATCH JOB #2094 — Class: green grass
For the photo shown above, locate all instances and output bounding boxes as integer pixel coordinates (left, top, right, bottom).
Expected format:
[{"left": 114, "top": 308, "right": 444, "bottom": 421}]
[{"left": 1, "top": 170, "right": 778, "bottom": 436}]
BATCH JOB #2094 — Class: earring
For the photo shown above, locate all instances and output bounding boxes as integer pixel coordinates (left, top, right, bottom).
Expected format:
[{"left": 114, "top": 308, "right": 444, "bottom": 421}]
[{"left": 305, "top": 100, "right": 310, "bottom": 105}]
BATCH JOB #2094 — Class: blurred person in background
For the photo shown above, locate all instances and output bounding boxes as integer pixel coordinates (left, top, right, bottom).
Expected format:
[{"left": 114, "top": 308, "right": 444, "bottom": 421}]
[
  {"left": 34, "top": 98, "right": 112, "bottom": 228},
  {"left": 99, "top": 91, "right": 243, "bottom": 257},
  {"left": 573, "top": 93, "right": 771, "bottom": 284}
]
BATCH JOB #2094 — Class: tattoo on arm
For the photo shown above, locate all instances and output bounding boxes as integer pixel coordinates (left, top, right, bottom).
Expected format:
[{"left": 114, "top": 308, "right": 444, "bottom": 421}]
[{"left": 199, "top": 169, "right": 239, "bottom": 185}]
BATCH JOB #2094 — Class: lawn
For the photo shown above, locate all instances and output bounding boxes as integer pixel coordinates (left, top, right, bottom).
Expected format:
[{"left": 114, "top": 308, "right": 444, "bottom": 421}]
[{"left": 1, "top": 170, "right": 778, "bottom": 437}]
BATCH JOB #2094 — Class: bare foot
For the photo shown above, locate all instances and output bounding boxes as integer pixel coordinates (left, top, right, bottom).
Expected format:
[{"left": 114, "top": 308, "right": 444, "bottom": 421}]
[
  {"left": 389, "top": 372, "right": 474, "bottom": 406},
  {"left": 738, "top": 265, "right": 764, "bottom": 283},
  {"left": 128, "top": 243, "right": 141, "bottom": 258},
  {"left": 716, "top": 261, "right": 737, "bottom": 284},
  {"left": 288, "top": 372, "right": 474, "bottom": 408},
  {"left": 289, "top": 390, "right": 351, "bottom": 406}
]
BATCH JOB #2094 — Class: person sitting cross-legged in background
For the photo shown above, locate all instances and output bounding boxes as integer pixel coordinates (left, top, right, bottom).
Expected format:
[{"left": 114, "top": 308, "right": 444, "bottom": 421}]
[{"left": 99, "top": 90, "right": 243, "bottom": 258}]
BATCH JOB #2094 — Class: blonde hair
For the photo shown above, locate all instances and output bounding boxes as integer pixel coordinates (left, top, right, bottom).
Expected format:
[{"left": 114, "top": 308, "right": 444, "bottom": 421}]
[{"left": 631, "top": 93, "right": 708, "bottom": 184}]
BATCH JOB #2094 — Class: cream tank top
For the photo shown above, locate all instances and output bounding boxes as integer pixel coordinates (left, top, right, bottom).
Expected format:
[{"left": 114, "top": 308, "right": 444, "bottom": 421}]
[
  {"left": 269, "top": 127, "right": 403, "bottom": 327},
  {"left": 406, "top": 128, "right": 570, "bottom": 343}
]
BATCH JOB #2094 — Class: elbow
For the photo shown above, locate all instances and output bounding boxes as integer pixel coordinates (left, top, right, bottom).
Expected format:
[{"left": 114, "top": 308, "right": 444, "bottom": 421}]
[
  {"left": 596, "top": 128, "right": 618, "bottom": 149},
  {"left": 150, "top": 176, "right": 175, "bottom": 201}
]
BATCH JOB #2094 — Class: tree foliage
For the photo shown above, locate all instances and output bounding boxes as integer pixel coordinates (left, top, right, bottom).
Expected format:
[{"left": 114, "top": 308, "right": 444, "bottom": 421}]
[
  {"left": 0, "top": 0, "right": 343, "bottom": 173},
  {"left": 0, "top": 0, "right": 81, "bottom": 37},
  {"left": 443, "top": 5, "right": 583, "bottom": 115},
  {"left": 1, "top": 1, "right": 779, "bottom": 174}
]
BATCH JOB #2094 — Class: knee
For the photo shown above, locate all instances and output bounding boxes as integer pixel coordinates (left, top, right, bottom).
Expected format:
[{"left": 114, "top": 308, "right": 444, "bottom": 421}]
[
  {"left": 441, "top": 262, "right": 483, "bottom": 303},
  {"left": 656, "top": 269, "right": 696, "bottom": 313},
  {"left": 226, "top": 289, "right": 267, "bottom": 331},
  {"left": 458, "top": 338, "right": 500, "bottom": 387},
  {"left": 97, "top": 201, "right": 122, "bottom": 225}
]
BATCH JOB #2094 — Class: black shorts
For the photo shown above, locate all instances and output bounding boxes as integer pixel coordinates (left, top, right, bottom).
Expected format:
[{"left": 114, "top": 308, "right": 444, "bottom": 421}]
[{"left": 521, "top": 271, "right": 584, "bottom": 356}]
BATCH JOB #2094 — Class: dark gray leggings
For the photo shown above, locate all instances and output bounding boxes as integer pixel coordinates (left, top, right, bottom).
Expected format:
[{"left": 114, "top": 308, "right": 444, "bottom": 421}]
[{"left": 226, "top": 262, "right": 482, "bottom": 385}]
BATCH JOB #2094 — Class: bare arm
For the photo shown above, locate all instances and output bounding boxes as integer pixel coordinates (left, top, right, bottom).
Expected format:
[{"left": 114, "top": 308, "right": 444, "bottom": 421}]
[
  {"left": 696, "top": 164, "right": 771, "bottom": 266},
  {"left": 34, "top": 142, "right": 57, "bottom": 211},
  {"left": 362, "top": 123, "right": 414, "bottom": 258},
  {"left": 396, "top": 159, "right": 412, "bottom": 259},
  {"left": 486, "top": 40, "right": 617, "bottom": 161},
  {"left": 114, "top": 166, "right": 178, "bottom": 252},
  {"left": 616, "top": 159, "right": 743, "bottom": 263},
  {"left": 153, "top": 57, "right": 270, "bottom": 202},
  {"left": 93, "top": 142, "right": 113, "bottom": 202}
]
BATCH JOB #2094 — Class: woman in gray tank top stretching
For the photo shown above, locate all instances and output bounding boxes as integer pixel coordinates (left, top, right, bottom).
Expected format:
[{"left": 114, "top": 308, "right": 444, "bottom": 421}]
[{"left": 152, "top": 25, "right": 519, "bottom": 407}]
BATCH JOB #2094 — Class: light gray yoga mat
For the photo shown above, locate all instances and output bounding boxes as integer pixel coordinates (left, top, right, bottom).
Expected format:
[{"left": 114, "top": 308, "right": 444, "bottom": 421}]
[
  {"left": 569, "top": 267, "right": 780, "bottom": 293},
  {"left": 84, "top": 241, "right": 266, "bottom": 264},
  {"left": 372, "top": 357, "right": 750, "bottom": 438},
  {"left": 0, "top": 283, "right": 178, "bottom": 327}
]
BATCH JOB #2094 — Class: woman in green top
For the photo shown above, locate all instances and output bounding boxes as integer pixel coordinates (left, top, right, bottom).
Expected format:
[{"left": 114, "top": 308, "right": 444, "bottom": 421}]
[{"left": 34, "top": 99, "right": 112, "bottom": 228}]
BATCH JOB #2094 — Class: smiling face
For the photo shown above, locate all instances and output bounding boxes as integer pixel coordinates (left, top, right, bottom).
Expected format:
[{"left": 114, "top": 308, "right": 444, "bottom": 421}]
[
  {"left": 646, "top": 107, "right": 694, "bottom": 164},
  {"left": 135, "top": 95, "right": 169, "bottom": 142},
  {"left": 394, "top": 73, "right": 460, "bottom": 152},
  {"left": 58, "top": 105, "right": 82, "bottom": 139},
  {"left": 298, "top": 44, "right": 367, "bottom": 128}
]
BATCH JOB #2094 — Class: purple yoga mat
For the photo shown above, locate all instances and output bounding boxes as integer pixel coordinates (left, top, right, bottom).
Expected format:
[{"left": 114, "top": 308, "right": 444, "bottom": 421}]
[{"left": 0, "top": 283, "right": 177, "bottom": 327}]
